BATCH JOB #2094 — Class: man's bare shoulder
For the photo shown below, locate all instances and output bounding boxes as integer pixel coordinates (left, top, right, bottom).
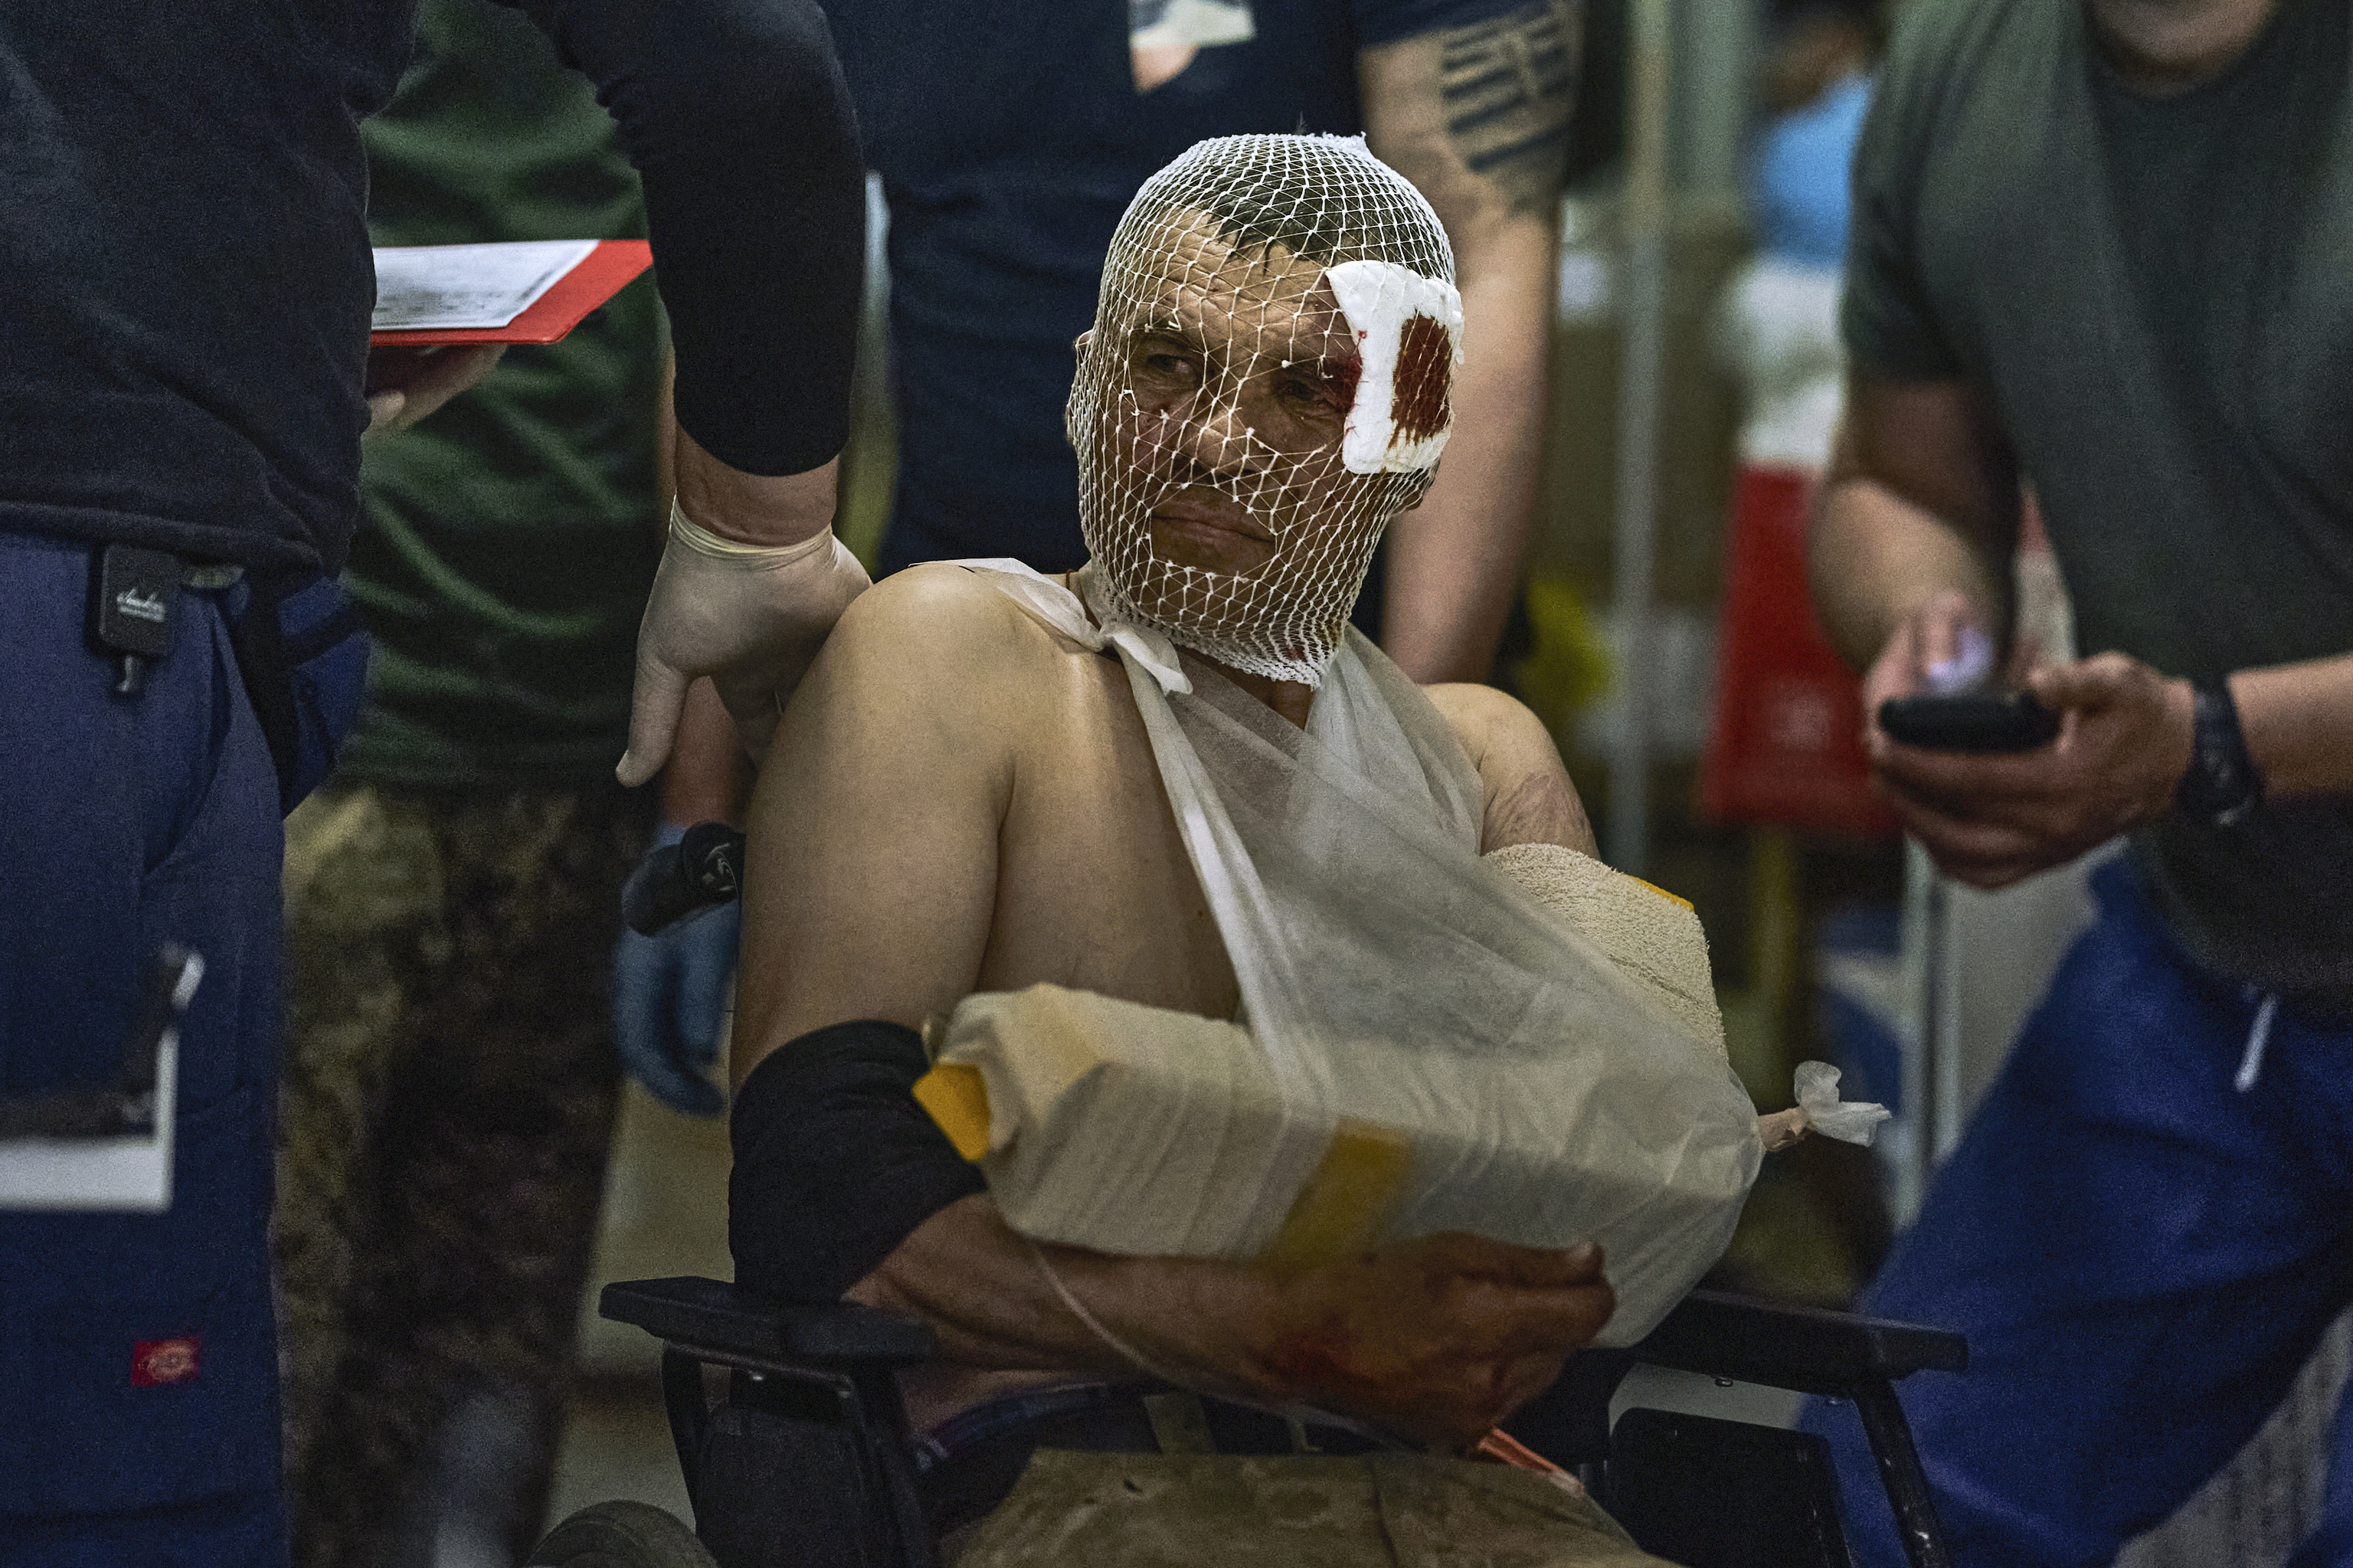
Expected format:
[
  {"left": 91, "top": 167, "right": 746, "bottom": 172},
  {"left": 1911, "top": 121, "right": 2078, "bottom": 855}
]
[
  {"left": 1419, "top": 682, "right": 1596, "bottom": 856},
  {"left": 796, "top": 564, "right": 1084, "bottom": 719},
  {"left": 1421, "top": 680, "right": 1546, "bottom": 763},
  {"left": 827, "top": 561, "right": 1054, "bottom": 663}
]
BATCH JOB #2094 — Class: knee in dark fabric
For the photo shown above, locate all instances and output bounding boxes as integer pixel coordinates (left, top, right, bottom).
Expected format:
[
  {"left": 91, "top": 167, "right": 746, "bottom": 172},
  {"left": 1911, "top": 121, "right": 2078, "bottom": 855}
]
[{"left": 728, "top": 1019, "right": 984, "bottom": 1301}]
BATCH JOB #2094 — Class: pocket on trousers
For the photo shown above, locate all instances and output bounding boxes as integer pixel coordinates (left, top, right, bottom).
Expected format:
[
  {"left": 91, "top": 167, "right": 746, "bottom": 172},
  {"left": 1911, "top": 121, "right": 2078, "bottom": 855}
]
[{"left": 0, "top": 1088, "right": 278, "bottom": 1518}]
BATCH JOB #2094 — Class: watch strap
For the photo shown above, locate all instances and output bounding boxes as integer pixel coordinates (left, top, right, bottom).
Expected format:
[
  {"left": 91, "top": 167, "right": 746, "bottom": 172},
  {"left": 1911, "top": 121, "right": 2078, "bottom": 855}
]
[{"left": 2175, "top": 680, "right": 2265, "bottom": 827}]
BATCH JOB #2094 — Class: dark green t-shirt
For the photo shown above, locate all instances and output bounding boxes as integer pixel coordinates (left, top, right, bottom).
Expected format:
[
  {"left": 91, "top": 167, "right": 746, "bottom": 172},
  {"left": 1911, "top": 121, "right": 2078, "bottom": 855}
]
[
  {"left": 1847, "top": 0, "right": 2353, "bottom": 1007},
  {"left": 339, "top": 0, "right": 666, "bottom": 787}
]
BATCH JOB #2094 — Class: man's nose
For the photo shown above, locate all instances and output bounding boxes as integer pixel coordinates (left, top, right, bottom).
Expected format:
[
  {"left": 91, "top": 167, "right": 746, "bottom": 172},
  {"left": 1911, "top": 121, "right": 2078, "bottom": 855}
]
[{"left": 1179, "top": 387, "right": 1270, "bottom": 478}]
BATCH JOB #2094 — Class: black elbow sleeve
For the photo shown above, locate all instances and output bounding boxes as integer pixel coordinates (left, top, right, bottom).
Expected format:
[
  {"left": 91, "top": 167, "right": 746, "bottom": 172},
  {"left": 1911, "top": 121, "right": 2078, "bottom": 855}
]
[
  {"left": 519, "top": 0, "right": 865, "bottom": 473},
  {"left": 728, "top": 1020, "right": 987, "bottom": 1301}
]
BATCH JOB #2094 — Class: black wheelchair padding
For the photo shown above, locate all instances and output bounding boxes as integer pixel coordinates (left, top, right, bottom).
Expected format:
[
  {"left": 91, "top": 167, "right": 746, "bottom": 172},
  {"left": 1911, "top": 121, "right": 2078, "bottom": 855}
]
[
  {"left": 1635, "top": 1290, "right": 1967, "bottom": 1393},
  {"left": 602, "top": 1278, "right": 941, "bottom": 1568},
  {"left": 698, "top": 1380, "right": 910, "bottom": 1568},
  {"left": 586, "top": 1277, "right": 1966, "bottom": 1568},
  {"left": 601, "top": 1276, "right": 936, "bottom": 1367},
  {"left": 1607, "top": 1409, "right": 1848, "bottom": 1568},
  {"left": 1487, "top": 1290, "right": 1964, "bottom": 1568}
]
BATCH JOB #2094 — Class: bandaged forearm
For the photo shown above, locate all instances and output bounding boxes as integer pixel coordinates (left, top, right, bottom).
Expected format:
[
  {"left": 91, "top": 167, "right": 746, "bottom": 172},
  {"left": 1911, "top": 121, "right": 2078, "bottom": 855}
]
[
  {"left": 1481, "top": 842, "right": 1725, "bottom": 1059},
  {"left": 729, "top": 1020, "right": 985, "bottom": 1301},
  {"left": 1486, "top": 843, "right": 1887, "bottom": 1152},
  {"left": 893, "top": 565, "right": 1766, "bottom": 1344},
  {"left": 917, "top": 974, "right": 1761, "bottom": 1347}
]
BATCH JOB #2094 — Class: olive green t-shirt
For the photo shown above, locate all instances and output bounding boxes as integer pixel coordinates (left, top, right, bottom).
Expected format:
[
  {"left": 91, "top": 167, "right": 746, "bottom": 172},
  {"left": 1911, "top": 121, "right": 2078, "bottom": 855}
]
[
  {"left": 1846, "top": 0, "right": 2353, "bottom": 1008},
  {"left": 339, "top": 0, "right": 665, "bottom": 788}
]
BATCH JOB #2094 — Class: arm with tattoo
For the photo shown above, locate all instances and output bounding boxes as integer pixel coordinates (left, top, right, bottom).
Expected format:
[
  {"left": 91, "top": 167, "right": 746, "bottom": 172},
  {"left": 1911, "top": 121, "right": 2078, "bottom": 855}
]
[{"left": 1362, "top": 0, "right": 1580, "bottom": 683}]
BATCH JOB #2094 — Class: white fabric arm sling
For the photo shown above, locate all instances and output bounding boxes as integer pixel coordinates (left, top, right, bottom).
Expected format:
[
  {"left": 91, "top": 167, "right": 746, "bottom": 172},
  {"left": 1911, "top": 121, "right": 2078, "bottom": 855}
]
[{"left": 910, "top": 562, "right": 1854, "bottom": 1345}]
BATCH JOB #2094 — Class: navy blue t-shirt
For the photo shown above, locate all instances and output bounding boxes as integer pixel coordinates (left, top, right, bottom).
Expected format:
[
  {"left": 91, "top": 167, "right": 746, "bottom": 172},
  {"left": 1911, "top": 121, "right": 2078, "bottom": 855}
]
[
  {"left": 827, "top": 0, "right": 1527, "bottom": 577},
  {"left": 0, "top": 0, "right": 862, "bottom": 575}
]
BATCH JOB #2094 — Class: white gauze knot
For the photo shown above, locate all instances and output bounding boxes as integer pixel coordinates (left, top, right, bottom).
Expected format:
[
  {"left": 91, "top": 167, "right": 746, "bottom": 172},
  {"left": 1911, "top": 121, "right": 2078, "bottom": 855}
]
[
  {"left": 1756, "top": 1061, "right": 1891, "bottom": 1152},
  {"left": 949, "top": 559, "right": 1193, "bottom": 696},
  {"left": 1325, "top": 259, "right": 1463, "bottom": 474}
]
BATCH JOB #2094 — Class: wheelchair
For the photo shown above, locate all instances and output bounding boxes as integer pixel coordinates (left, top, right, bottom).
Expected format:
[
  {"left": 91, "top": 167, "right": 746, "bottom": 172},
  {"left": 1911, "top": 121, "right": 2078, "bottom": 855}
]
[
  {"left": 565, "top": 833, "right": 1965, "bottom": 1565},
  {"left": 529, "top": 1272, "right": 1965, "bottom": 1568}
]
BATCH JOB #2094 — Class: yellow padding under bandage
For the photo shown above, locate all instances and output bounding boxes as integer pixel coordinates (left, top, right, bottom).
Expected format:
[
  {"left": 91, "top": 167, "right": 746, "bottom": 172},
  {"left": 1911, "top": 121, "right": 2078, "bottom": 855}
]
[
  {"left": 917, "top": 1050, "right": 1412, "bottom": 1271},
  {"left": 920, "top": 976, "right": 1755, "bottom": 1351},
  {"left": 914, "top": 1063, "right": 993, "bottom": 1162},
  {"left": 1625, "top": 876, "right": 1694, "bottom": 912},
  {"left": 1255, "top": 1119, "right": 1415, "bottom": 1268}
]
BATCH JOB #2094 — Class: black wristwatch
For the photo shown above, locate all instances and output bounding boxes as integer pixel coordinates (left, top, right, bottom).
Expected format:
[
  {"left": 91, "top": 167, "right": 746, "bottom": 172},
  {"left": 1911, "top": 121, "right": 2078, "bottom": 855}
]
[{"left": 2175, "top": 680, "right": 2265, "bottom": 827}]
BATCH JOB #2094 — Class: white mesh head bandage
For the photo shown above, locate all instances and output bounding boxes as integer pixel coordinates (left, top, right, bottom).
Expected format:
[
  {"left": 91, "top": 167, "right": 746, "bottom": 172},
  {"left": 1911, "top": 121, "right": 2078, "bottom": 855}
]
[{"left": 1069, "top": 134, "right": 1461, "bottom": 685}]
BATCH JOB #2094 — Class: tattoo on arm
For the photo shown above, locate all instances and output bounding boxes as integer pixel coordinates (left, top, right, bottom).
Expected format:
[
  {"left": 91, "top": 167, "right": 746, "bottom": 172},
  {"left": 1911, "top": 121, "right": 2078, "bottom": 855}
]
[
  {"left": 1482, "top": 767, "right": 1597, "bottom": 857},
  {"left": 1437, "top": 0, "right": 1581, "bottom": 218}
]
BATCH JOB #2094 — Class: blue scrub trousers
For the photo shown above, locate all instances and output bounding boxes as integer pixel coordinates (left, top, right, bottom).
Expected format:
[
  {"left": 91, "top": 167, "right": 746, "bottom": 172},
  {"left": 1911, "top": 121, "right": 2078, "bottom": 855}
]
[
  {"left": 1807, "top": 859, "right": 2353, "bottom": 1568},
  {"left": 0, "top": 532, "right": 289, "bottom": 1564}
]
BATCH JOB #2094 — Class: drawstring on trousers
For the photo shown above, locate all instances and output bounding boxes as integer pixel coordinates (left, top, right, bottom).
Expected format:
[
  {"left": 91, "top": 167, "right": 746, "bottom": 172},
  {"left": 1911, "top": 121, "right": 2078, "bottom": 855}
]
[{"left": 2234, "top": 990, "right": 2279, "bottom": 1094}]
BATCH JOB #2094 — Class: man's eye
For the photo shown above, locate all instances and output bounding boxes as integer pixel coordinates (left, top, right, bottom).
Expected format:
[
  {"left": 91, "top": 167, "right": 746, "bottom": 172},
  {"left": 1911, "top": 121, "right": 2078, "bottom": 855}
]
[
  {"left": 1134, "top": 342, "right": 1202, "bottom": 381},
  {"left": 1277, "top": 375, "right": 1343, "bottom": 412}
]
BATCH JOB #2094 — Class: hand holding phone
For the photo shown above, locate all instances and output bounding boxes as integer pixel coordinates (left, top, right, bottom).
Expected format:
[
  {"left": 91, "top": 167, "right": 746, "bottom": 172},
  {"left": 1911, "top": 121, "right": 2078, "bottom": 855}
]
[{"left": 1877, "top": 690, "right": 2062, "bottom": 754}]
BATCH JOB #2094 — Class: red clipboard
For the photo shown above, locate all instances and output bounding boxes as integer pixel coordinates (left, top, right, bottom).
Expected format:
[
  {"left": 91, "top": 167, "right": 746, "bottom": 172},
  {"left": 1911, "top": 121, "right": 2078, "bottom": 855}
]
[{"left": 368, "top": 239, "right": 652, "bottom": 347}]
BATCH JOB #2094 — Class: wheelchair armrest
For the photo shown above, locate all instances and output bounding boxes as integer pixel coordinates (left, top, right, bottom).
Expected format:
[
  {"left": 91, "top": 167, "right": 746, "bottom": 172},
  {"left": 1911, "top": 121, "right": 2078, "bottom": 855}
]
[
  {"left": 600, "top": 1276, "right": 938, "bottom": 1370},
  {"left": 1631, "top": 1290, "right": 1966, "bottom": 1397}
]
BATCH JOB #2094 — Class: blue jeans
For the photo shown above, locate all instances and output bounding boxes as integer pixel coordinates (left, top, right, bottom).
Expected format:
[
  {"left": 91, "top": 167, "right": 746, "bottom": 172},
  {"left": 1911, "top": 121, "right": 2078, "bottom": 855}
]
[
  {"left": 1806, "top": 859, "right": 2353, "bottom": 1567},
  {"left": 0, "top": 532, "right": 289, "bottom": 1564}
]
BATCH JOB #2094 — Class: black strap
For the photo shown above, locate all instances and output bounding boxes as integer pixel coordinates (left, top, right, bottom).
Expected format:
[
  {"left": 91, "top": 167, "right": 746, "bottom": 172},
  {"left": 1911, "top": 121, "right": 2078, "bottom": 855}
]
[
  {"left": 221, "top": 567, "right": 305, "bottom": 807},
  {"left": 2175, "top": 679, "right": 2265, "bottom": 827}
]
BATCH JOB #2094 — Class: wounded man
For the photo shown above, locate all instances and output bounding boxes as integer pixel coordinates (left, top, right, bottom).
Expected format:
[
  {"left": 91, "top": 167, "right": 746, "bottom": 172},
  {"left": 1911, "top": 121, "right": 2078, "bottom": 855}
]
[{"left": 725, "top": 134, "right": 1756, "bottom": 1566}]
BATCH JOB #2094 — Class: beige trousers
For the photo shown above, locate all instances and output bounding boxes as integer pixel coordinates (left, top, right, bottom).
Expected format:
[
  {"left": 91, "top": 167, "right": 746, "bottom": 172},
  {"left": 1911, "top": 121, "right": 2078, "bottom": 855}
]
[{"left": 951, "top": 1450, "right": 1683, "bottom": 1567}]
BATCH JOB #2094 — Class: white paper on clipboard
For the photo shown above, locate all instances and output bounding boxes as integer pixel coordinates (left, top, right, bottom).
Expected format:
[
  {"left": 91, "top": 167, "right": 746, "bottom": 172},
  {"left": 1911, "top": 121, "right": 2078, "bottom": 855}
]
[{"left": 371, "top": 240, "right": 600, "bottom": 332}]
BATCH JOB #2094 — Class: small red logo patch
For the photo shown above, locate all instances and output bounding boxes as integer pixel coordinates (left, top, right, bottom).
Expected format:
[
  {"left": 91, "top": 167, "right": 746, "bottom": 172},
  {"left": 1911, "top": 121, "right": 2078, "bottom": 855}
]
[{"left": 132, "top": 1335, "right": 201, "bottom": 1387}]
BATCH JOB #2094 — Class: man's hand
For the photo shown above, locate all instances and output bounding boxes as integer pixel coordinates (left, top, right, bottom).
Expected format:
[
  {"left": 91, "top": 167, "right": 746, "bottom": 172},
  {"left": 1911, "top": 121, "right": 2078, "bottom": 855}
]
[
  {"left": 1242, "top": 1233, "right": 1614, "bottom": 1448},
  {"left": 363, "top": 344, "right": 506, "bottom": 437},
  {"left": 1864, "top": 597, "right": 2195, "bottom": 889},
  {"left": 1857, "top": 590, "right": 1994, "bottom": 712},
  {"left": 618, "top": 435, "right": 868, "bottom": 785},
  {"left": 852, "top": 1196, "right": 1612, "bottom": 1447}
]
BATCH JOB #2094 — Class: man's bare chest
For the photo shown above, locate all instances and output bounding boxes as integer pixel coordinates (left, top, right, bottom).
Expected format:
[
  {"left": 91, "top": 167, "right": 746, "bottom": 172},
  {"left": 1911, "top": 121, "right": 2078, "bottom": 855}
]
[{"left": 969, "top": 651, "right": 1240, "bottom": 1022}]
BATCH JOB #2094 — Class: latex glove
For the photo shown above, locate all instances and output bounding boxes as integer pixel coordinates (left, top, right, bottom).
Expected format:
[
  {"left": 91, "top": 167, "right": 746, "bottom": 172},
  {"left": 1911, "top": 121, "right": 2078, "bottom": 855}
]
[
  {"left": 611, "top": 868, "right": 739, "bottom": 1117},
  {"left": 617, "top": 501, "right": 869, "bottom": 786}
]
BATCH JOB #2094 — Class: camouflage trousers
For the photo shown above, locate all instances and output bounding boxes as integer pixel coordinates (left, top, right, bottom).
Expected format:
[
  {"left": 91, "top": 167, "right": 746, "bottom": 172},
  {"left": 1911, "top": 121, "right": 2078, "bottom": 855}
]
[
  {"left": 951, "top": 1450, "right": 1678, "bottom": 1567},
  {"left": 274, "top": 781, "right": 650, "bottom": 1568}
]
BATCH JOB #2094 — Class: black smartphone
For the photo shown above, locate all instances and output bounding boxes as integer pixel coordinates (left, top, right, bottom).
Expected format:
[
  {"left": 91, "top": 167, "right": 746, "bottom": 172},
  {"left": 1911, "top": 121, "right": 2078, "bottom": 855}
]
[{"left": 1877, "top": 690, "right": 2061, "bottom": 753}]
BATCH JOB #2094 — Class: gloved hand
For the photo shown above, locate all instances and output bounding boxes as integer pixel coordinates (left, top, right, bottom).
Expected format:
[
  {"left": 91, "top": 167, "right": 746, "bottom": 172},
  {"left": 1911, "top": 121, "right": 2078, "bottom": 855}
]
[
  {"left": 617, "top": 499, "right": 870, "bottom": 786},
  {"left": 611, "top": 830, "right": 741, "bottom": 1116}
]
